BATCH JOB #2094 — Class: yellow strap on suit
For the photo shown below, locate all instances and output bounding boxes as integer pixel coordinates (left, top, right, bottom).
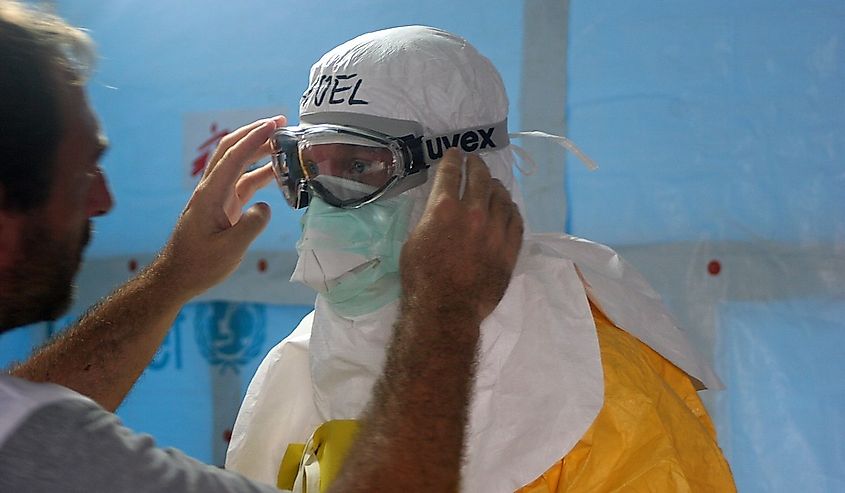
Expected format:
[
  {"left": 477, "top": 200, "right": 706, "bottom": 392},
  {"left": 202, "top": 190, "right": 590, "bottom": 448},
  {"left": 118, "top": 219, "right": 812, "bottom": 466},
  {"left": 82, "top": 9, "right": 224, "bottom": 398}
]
[{"left": 278, "top": 420, "right": 359, "bottom": 492}]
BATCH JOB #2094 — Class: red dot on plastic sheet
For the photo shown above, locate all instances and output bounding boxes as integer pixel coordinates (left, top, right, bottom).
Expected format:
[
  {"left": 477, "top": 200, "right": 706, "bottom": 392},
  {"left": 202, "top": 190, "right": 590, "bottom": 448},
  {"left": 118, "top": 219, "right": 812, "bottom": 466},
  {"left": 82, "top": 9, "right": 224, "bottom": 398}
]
[
  {"left": 223, "top": 429, "right": 233, "bottom": 443},
  {"left": 257, "top": 259, "right": 268, "bottom": 273},
  {"left": 707, "top": 260, "right": 721, "bottom": 276},
  {"left": 128, "top": 259, "right": 138, "bottom": 272}
]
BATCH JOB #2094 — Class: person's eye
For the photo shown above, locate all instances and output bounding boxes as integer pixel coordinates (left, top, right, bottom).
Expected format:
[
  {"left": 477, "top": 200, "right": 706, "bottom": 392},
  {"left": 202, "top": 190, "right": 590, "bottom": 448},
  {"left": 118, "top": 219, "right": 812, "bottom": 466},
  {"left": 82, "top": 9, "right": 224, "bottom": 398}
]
[
  {"left": 349, "top": 160, "right": 373, "bottom": 174},
  {"left": 304, "top": 160, "right": 319, "bottom": 176}
]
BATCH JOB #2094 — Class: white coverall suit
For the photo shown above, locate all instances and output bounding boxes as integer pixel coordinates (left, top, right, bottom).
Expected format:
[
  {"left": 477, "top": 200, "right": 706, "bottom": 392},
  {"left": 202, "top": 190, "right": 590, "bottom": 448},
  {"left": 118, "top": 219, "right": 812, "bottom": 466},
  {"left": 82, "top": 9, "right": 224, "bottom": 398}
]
[{"left": 226, "top": 26, "right": 736, "bottom": 493}]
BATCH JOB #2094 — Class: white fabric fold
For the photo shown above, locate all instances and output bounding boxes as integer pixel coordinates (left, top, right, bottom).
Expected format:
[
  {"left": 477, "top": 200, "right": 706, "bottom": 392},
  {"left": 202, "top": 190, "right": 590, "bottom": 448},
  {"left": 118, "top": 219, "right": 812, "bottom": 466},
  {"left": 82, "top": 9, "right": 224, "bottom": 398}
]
[{"left": 226, "top": 235, "right": 717, "bottom": 491}]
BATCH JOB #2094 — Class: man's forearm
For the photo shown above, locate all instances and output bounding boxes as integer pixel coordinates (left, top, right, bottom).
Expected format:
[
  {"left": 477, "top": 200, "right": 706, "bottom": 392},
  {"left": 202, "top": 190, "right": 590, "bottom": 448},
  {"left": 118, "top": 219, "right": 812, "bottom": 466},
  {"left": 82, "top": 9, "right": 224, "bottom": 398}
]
[
  {"left": 9, "top": 259, "right": 189, "bottom": 412},
  {"left": 9, "top": 118, "right": 281, "bottom": 413},
  {"left": 329, "top": 304, "right": 480, "bottom": 492}
]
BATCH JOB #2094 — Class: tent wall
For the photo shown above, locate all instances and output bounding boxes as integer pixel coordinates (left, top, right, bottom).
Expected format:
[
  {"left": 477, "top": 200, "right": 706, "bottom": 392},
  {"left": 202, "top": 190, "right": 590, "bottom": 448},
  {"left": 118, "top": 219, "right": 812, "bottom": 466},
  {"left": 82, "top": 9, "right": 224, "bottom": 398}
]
[{"left": 567, "top": 1, "right": 845, "bottom": 490}]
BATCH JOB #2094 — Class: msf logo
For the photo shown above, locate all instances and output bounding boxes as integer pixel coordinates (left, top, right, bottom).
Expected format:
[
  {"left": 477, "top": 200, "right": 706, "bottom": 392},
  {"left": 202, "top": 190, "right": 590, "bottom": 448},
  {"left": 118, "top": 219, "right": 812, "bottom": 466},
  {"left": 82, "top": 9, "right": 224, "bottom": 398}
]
[{"left": 424, "top": 127, "right": 497, "bottom": 160}]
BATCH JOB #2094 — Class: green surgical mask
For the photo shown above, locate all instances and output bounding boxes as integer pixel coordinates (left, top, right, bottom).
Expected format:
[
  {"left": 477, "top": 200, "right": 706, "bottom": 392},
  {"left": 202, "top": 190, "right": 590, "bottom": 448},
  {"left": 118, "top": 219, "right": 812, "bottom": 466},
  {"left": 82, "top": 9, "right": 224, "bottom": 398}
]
[{"left": 292, "top": 195, "right": 413, "bottom": 318}]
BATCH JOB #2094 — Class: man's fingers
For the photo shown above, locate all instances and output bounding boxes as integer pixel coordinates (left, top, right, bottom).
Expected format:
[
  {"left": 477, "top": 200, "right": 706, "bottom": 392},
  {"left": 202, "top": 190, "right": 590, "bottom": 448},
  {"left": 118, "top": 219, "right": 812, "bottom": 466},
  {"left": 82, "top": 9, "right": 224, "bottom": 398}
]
[
  {"left": 243, "top": 115, "right": 287, "bottom": 165},
  {"left": 508, "top": 209, "right": 524, "bottom": 243},
  {"left": 202, "top": 120, "right": 266, "bottom": 180},
  {"left": 227, "top": 202, "right": 272, "bottom": 250},
  {"left": 236, "top": 162, "right": 275, "bottom": 204},
  {"left": 206, "top": 121, "right": 276, "bottom": 197},
  {"left": 483, "top": 177, "right": 522, "bottom": 270},
  {"left": 462, "top": 154, "right": 492, "bottom": 207},
  {"left": 243, "top": 140, "right": 278, "bottom": 168},
  {"left": 427, "top": 148, "right": 464, "bottom": 204},
  {"left": 505, "top": 203, "right": 524, "bottom": 268},
  {"left": 487, "top": 179, "right": 512, "bottom": 226},
  {"left": 203, "top": 115, "right": 286, "bottom": 180}
]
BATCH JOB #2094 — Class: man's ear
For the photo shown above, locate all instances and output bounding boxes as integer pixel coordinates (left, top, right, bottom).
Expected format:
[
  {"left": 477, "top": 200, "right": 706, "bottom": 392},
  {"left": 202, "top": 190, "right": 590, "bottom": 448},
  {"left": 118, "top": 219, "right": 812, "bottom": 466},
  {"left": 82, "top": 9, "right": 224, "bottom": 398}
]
[{"left": 0, "top": 186, "right": 26, "bottom": 271}]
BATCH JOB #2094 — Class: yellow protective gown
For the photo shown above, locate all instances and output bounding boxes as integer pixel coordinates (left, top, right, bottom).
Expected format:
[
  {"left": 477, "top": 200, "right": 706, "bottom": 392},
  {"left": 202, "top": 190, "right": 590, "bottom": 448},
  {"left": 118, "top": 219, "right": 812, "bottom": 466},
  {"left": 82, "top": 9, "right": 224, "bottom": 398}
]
[
  {"left": 277, "top": 305, "right": 736, "bottom": 492},
  {"left": 517, "top": 306, "right": 736, "bottom": 492}
]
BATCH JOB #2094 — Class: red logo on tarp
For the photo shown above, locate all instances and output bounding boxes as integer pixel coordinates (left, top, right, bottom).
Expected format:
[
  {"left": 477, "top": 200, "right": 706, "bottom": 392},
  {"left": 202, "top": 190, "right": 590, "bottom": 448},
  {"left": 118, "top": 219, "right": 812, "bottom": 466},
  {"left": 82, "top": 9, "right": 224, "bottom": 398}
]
[{"left": 192, "top": 123, "right": 230, "bottom": 177}]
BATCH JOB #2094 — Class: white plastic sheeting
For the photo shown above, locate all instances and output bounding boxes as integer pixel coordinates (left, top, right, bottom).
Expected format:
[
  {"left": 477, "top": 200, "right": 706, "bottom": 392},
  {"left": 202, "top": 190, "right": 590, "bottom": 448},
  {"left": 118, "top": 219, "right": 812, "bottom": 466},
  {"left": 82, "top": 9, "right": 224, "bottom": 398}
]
[
  {"left": 716, "top": 300, "right": 845, "bottom": 492},
  {"left": 567, "top": 1, "right": 845, "bottom": 490}
]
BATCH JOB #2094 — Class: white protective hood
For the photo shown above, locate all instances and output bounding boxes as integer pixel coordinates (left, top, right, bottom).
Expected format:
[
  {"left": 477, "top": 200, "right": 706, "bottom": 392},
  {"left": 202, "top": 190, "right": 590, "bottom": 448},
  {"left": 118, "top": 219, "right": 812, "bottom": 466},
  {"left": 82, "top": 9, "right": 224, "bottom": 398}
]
[{"left": 226, "top": 26, "right": 720, "bottom": 492}]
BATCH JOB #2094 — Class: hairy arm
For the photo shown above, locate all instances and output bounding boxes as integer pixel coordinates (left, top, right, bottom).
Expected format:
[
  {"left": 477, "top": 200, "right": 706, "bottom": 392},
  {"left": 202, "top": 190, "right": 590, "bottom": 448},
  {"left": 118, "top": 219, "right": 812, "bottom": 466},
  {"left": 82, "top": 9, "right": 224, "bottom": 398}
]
[
  {"left": 329, "top": 150, "right": 524, "bottom": 492},
  {"left": 10, "top": 116, "right": 285, "bottom": 412}
]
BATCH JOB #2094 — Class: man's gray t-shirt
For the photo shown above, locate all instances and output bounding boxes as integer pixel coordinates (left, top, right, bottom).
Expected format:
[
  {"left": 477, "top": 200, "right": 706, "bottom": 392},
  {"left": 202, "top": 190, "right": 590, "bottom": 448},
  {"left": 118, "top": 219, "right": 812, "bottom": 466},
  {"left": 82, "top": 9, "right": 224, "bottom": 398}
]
[{"left": 0, "top": 376, "right": 283, "bottom": 492}]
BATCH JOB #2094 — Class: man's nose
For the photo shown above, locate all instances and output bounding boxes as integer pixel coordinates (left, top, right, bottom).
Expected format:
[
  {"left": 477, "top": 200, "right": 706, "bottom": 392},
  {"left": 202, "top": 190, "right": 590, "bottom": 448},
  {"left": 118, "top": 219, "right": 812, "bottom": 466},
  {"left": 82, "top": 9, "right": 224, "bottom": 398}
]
[
  {"left": 87, "top": 168, "right": 114, "bottom": 217},
  {"left": 321, "top": 159, "right": 344, "bottom": 176}
]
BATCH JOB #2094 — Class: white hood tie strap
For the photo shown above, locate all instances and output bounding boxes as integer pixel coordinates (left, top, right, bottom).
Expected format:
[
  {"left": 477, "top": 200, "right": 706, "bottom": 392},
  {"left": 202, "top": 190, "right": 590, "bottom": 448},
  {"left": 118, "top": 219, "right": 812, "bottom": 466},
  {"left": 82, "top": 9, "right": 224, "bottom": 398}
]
[{"left": 509, "top": 131, "right": 600, "bottom": 177}]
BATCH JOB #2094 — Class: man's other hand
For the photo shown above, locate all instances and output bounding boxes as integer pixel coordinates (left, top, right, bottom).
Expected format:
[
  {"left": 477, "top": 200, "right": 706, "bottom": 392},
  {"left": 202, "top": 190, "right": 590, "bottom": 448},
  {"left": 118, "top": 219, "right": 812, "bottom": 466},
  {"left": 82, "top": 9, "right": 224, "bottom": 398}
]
[
  {"left": 153, "top": 116, "right": 286, "bottom": 301},
  {"left": 400, "top": 148, "right": 524, "bottom": 326}
]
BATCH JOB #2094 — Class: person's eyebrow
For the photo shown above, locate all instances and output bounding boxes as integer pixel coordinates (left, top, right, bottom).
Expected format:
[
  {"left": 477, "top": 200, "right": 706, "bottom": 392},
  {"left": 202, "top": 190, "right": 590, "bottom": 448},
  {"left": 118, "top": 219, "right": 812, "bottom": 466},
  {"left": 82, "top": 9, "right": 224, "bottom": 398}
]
[{"left": 94, "top": 135, "right": 110, "bottom": 161}]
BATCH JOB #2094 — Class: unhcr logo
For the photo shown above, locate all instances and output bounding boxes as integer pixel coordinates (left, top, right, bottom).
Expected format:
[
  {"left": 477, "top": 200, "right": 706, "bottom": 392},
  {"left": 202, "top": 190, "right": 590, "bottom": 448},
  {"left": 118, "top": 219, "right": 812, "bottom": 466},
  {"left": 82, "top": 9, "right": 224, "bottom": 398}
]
[
  {"left": 195, "top": 302, "right": 266, "bottom": 375},
  {"left": 424, "top": 127, "right": 498, "bottom": 160}
]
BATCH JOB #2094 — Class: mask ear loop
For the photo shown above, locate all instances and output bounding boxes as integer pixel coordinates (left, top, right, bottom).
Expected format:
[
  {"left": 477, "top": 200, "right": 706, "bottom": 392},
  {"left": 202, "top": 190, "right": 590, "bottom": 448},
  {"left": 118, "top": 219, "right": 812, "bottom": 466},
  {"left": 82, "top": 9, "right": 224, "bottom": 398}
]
[{"left": 509, "top": 131, "right": 600, "bottom": 172}]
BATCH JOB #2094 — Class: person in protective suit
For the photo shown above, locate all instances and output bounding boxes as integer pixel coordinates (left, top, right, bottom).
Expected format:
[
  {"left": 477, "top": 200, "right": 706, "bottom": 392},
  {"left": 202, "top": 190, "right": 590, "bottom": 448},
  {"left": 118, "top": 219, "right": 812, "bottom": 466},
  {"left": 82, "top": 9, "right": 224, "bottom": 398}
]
[{"left": 226, "top": 26, "right": 737, "bottom": 492}]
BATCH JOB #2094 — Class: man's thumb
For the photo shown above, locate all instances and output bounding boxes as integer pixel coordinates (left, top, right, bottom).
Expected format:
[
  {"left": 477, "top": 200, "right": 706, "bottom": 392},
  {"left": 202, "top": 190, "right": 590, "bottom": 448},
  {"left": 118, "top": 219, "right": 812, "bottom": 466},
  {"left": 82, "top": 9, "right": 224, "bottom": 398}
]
[{"left": 228, "top": 202, "right": 271, "bottom": 248}]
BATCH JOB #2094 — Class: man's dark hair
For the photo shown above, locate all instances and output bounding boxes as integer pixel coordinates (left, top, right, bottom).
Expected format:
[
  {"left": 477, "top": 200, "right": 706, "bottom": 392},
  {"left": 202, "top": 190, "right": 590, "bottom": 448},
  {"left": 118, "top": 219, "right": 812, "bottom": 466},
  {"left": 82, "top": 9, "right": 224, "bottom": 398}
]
[{"left": 0, "top": 1, "right": 94, "bottom": 211}]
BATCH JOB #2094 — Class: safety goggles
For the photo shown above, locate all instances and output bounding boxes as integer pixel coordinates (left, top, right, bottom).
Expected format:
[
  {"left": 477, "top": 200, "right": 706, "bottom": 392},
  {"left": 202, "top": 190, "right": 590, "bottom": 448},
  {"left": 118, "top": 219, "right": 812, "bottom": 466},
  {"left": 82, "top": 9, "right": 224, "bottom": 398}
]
[{"left": 271, "top": 111, "right": 509, "bottom": 209}]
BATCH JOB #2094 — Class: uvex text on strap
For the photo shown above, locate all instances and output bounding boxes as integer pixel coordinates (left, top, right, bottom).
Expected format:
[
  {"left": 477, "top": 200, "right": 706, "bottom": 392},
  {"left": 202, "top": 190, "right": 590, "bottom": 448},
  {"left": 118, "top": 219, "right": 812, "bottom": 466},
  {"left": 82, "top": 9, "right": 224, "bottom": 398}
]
[{"left": 270, "top": 111, "right": 509, "bottom": 209}]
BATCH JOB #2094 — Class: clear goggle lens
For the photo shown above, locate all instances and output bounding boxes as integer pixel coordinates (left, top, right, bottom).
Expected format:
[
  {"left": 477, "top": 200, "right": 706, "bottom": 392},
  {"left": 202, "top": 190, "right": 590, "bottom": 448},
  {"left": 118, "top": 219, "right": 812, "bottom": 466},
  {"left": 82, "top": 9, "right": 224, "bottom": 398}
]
[
  {"left": 271, "top": 115, "right": 511, "bottom": 209},
  {"left": 272, "top": 126, "right": 406, "bottom": 208}
]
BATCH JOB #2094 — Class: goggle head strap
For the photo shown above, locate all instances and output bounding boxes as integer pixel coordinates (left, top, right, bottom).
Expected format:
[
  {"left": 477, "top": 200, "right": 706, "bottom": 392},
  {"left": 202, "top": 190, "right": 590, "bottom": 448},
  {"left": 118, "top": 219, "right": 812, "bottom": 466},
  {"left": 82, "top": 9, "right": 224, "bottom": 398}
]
[
  {"left": 375, "top": 118, "right": 511, "bottom": 201},
  {"left": 420, "top": 119, "right": 510, "bottom": 165},
  {"left": 300, "top": 111, "right": 511, "bottom": 168},
  {"left": 297, "top": 111, "right": 510, "bottom": 205}
]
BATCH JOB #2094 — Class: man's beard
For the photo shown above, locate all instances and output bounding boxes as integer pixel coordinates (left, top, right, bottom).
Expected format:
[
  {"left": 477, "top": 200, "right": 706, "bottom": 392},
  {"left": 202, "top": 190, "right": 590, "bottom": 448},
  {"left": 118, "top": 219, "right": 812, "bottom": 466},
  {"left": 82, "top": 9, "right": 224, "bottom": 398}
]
[{"left": 0, "top": 220, "right": 90, "bottom": 330}]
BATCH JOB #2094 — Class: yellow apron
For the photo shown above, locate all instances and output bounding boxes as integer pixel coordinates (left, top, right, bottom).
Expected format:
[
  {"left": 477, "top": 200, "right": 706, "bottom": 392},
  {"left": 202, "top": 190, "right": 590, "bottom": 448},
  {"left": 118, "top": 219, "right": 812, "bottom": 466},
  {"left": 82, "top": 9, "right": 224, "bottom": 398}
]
[
  {"left": 517, "top": 306, "right": 736, "bottom": 492},
  {"left": 278, "top": 305, "right": 736, "bottom": 492}
]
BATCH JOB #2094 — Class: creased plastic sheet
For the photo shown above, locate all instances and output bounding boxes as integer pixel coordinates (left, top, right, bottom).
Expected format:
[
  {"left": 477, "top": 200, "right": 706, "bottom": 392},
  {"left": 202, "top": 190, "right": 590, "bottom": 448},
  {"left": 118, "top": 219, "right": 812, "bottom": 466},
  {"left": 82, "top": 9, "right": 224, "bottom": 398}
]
[
  {"left": 565, "top": 2, "right": 845, "bottom": 490},
  {"left": 714, "top": 299, "right": 845, "bottom": 493},
  {"left": 519, "top": 307, "right": 735, "bottom": 492}
]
